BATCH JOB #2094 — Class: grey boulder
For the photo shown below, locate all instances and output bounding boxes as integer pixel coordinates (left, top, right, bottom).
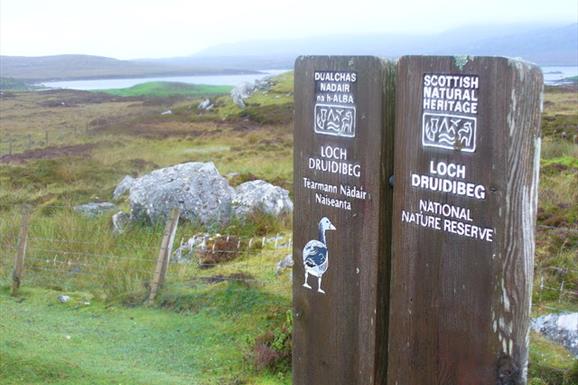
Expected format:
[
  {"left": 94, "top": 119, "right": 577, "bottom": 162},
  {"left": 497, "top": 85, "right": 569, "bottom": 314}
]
[
  {"left": 74, "top": 202, "right": 116, "bottom": 217},
  {"left": 232, "top": 180, "right": 293, "bottom": 219},
  {"left": 230, "top": 82, "right": 254, "bottom": 108},
  {"left": 112, "top": 175, "right": 136, "bottom": 201},
  {"left": 275, "top": 254, "right": 294, "bottom": 276},
  {"left": 112, "top": 211, "right": 130, "bottom": 234},
  {"left": 172, "top": 233, "right": 210, "bottom": 263},
  {"left": 57, "top": 295, "right": 71, "bottom": 303},
  {"left": 129, "top": 162, "right": 234, "bottom": 225},
  {"left": 532, "top": 312, "right": 578, "bottom": 357},
  {"left": 229, "top": 78, "right": 271, "bottom": 108},
  {"left": 198, "top": 98, "right": 213, "bottom": 110}
]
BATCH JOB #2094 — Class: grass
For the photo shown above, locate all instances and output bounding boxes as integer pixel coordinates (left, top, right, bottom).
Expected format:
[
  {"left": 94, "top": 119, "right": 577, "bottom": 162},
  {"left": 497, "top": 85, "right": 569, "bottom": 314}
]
[
  {"left": 1, "top": 71, "right": 577, "bottom": 384},
  {"left": 100, "top": 82, "right": 233, "bottom": 98},
  {"left": 529, "top": 332, "right": 578, "bottom": 385},
  {"left": 0, "top": 285, "right": 291, "bottom": 385}
]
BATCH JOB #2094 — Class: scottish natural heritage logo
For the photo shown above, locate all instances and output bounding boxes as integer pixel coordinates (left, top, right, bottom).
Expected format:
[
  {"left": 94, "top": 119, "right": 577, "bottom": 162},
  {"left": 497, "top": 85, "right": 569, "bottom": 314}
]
[
  {"left": 314, "top": 104, "right": 356, "bottom": 138},
  {"left": 421, "top": 74, "right": 479, "bottom": 152},
  {"left": 422, "top": 113, "right": 476, "bottom": 152}
]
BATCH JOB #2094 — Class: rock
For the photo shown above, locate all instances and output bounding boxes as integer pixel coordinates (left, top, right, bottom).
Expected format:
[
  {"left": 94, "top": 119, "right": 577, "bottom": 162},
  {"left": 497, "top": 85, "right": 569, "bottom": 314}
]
[
  {"left": 198, "top": 98, "right": 213, "bottom": 110},
  {"left": 232, "top": 180, "right": 293, "bottom": 219},
  {"left": 172, "top": 233, "right": 241, "bottom": 267},
  {"left": 74, "top": 202, "right": 116, "bottom": 217},
  {"left": 112, "top": 175, "right": 136, "bottom": 201},
  {"left": 230, "top": 82, "right": 254, "bottom": 108},
  {"left": 229, "top": 77, "right": 272, "bottom": 108},
  {"left": 275, "top": 254, "right": 294, "bottom": 275},
  {"left": 58, "top": 295, "right": 71, "bottom": 303},
  {"left": 532, "top": 312, "right": 578, "bottom": 357},
  {"left": 129, "top": 162, "right": 234, "bottom": 225},
  {"left": 112, "top": 211, "right": 130, "bottom": 234},
  {"left": 172, "top": 233, "right": 209, "bottom": 263}
]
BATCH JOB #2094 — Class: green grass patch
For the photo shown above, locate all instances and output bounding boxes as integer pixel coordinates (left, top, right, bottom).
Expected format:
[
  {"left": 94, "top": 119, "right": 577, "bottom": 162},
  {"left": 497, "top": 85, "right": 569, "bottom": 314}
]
[
  {"left": 542, "top": 155, "right": 578, "bottom": 170},
  {"left": 0, "top": 286, "right": 290, "bottom": 385},
  {"left": 101, "top": 82, "right": 233, "bottom": 98},
  {"left": 1, "top": 71, "right": 576, "bottom": 385},
  {"left": 529, "top": 332, "right": 578, "bottom": 385}
]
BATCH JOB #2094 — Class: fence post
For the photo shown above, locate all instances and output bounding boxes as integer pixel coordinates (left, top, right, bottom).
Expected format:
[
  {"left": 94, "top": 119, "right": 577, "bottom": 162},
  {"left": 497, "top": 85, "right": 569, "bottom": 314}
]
[
  {"left": 387, "top": 56, "right": 542, "bottom": 385},
  {"left": 292, "top": 56, "right": 396, "bottom": 385},
  {"left": 146, "top": 208, "right": 180, "bottom": 304},
  {"left": 11, "top": 206, "right": 32, "bottom": 296}
]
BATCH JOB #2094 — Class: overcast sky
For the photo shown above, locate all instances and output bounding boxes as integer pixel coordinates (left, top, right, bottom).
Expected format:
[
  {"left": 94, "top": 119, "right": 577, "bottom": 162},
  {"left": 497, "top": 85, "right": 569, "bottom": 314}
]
[{"left": 1, "top": 0, "right": 576, "bottom": 59}]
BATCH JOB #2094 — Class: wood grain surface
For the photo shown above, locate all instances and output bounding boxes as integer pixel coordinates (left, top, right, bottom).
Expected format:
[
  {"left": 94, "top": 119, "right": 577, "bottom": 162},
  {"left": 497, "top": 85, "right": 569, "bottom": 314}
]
[
  {"left": 387, "top": 56, "right": 543, "bottom": 385},
  {"left": 293, "top": 56, "right": 395, "bottom": 385}
]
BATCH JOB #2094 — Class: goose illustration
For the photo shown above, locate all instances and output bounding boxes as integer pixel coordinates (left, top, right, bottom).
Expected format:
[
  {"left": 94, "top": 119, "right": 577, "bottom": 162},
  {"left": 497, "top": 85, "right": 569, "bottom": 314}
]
[{"left": 302, "top": 217, "right": 336, "bottom": 294}]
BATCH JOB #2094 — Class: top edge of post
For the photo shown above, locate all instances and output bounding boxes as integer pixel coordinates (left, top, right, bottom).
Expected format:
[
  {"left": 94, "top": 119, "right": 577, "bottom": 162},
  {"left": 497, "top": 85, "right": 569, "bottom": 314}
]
[
  {"left": 294, "top": 55, "right": 396, "bottom": 67},
  {"left": 397, "top": 55, "right": 543, "bottom": 74}
]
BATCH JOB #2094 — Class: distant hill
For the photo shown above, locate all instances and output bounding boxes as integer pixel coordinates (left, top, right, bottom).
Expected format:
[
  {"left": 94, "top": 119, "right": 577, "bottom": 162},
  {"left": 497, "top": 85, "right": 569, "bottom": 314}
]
[
  {"left": 0, "top": 54, "right": 259, "bottom": 81},
  {"left": 152, "top": 23, "right": 577, "bottom": 69},
  {"left": 2, "top": 23, "right": 574, "bottom": 82}
]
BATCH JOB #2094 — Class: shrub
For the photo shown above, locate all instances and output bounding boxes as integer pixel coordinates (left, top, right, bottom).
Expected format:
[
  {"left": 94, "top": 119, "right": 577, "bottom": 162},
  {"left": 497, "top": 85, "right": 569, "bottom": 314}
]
[{"left": 251, "top": 310, "right": 292, "bottom": 373}]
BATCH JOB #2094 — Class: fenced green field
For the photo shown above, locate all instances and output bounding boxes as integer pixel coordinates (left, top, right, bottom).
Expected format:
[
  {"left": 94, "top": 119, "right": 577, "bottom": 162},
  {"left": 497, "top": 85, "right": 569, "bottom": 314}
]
[{"left": 0, "top": 74, "right": 576, "bottom": 384}]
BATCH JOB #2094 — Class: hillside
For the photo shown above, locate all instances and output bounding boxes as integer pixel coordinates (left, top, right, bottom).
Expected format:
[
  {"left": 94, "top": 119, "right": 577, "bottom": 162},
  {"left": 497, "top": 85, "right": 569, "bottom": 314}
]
[
  {"left": 0, "top": 73, "right": 576, "bottom": 385},
  {"left": 100, "top": 82, "right": 233, "bottom": 98},
  {"left": 152, "top": 23, "right": 578, "bottom": 69},
  {"left": 0, "top": 54, "right": 259, "bottom": 81}
]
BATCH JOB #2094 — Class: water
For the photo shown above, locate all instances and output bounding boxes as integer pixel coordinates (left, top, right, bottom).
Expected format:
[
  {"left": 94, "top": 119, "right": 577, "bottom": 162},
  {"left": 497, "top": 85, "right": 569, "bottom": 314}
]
[
  {"left": 38, "top": 66, "right": 576, "bottom": 90},
  {"left": 541, "top": 66, "right": 578, "bottom": 85},
  {"left": 39, "top": 69, "right": 290, "bottom": 90}
]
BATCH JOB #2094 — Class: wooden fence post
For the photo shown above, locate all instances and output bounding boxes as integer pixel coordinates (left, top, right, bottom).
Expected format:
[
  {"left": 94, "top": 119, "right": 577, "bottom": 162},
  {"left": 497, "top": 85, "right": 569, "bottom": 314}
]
[
  {"left": 146, "top": 208, "right": 180, "bottom": 304},
  {"left": 11, "top": 206, "right": 32, "bottom": 296},
  {"left": 387, "top": 56, "right": 542, "bottom": 385},
  {"left": 292, "top": 56, "right": 396, "bottom": 385}
]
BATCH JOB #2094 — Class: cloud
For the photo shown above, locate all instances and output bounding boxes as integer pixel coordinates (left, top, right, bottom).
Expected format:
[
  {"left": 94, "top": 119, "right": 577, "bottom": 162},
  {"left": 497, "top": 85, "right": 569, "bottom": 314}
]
[{"left": 1, "top": 0, "right": 576, "bottom": 58}]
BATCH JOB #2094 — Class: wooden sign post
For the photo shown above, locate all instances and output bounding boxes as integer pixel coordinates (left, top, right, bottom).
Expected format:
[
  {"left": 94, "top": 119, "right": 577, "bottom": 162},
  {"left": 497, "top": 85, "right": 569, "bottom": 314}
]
[
  {"left": 388, "top": 56, "right": 542, "bottom": 385},
  {"left": 293, "top": 56, "right": 395, "bottom": 385}
]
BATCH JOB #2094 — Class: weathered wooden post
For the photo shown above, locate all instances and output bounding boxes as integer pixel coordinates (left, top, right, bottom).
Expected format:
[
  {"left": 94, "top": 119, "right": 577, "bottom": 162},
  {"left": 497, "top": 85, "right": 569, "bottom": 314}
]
[
  {"left": 146, "top": 208, "right": 180, "bottom": 304},
  {"left": 12, "top": 205, "right": 32, "bottom": 296},
  {"left": 293, "top": 56, "right": 395, "bottom": 385},
  {"left": 387, "top": 56, "right": 542, "bottom": 385}
]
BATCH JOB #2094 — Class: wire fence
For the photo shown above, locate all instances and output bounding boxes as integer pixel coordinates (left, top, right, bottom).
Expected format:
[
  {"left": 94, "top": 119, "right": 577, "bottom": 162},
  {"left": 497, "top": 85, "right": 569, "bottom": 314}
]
[
  {"left": 0, "top": 205, "right": 294, "bottom": 301},
  {"left": 0, "top": 204, "right": 575, "bottom": 304},
  {"left": 0, "top": 126, "right": 94, "bottom": 157}
]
